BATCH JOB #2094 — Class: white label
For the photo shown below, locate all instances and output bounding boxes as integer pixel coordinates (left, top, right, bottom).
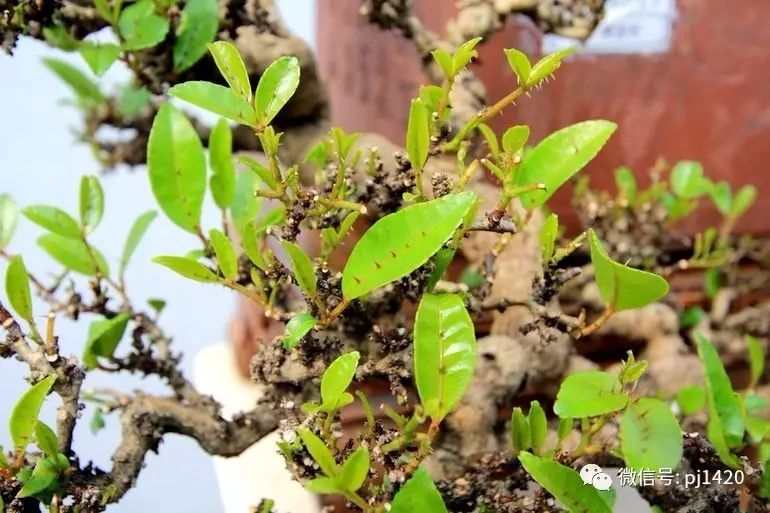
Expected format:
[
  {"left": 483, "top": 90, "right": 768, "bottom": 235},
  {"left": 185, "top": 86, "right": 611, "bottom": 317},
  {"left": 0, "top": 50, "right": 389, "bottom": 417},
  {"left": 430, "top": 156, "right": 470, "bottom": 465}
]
[{"left": 542, "top": 0, "right": 678, "bottom": 55}]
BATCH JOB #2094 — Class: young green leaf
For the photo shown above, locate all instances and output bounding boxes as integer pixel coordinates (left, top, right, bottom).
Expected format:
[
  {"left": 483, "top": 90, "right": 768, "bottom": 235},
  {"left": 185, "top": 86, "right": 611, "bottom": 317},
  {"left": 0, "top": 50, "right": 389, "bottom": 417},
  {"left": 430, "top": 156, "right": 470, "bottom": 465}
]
[
  {"left": 119, "top": 210, "right": 157, "bottom": 278},
  {"left": 431, "top": 48, "right": 454, "bottom": 78},
  {"left": 339, "top": 445, "right": 370, "bottom": 492},
  {"left": 695, "top": 333, "right": 744, "bottom": 447},
  {"left": 554, "top": 371, "right": 627, "bottom": 418},
  {"left": 208, "top": 41, "right": 252, "bottom": 101},
  {"left": 34, "top": 422, "right": 60, "bottom": 457},
  {"left": 0, "top": 194, "right": 19, "bottom": 249},
  {"left": 615, "top": 166, "right": 637, "bottom": 201},
  {"left": 501, "top": 125, "right": 530, "bottom": 156},
  {"left": 528, "top": 400, "right": 548, "bottom": 455},
  {"left": 731, "top": 185, "right": 757, "bottom": 218},
  {"left": 78, "top": 175, "right": 104, "bottom": 234},
  {"left": 320, "top": 351, "right": 360, "bottom": 412},
  {"left": 557, "top": 417, "right": 573, "bottom": 440},
  {"left": 389, "top": 468, "right": 448, "bottom": 513},
  {"left": 477, "top": 123, "right": 499, "bottom": 160},
  {"left": 527, "top": 47, "right": 576, "bottom": 87},
  {"left": 169, "top": 82, "right": 257, "bottom": 127},
  {"left": 540, "top": 213, "right": 558, "bottom": 264},
  {"left": 588, "top": 229, "right": 669, "bottom": 311},
  {"left": 23, "top": 205, "right": 82, "bottom": 239},
  {"left": 231, "top": 170, "right": 263, "bottom": 233},
  {"left": 119, "top": 84, "right": 152, "bottom": 117},
  {"left": 152, "top": 256, "right": 220, "bottom": 283},
  {"left": 209, "top": 229, "right": 238, "bottom": 280},
  {"left": 43, "top": 58, "right": 104, "bottom": 107},
  {"left": 280, "top": 240, "right": 317, "bottom": 298},
  {"left": 621, "top": 397, "right": 683, "bottom": 472},
  {"left": 83, "top": 313, "right": 131, "bottom": 369},
  {"left": 677, "top": 385, "right": 706, "bottom": 415},
  {"left": 173, "top": 0, "right": 218, "bottom": 72},
  {"left": 406, "top": 98, "right": 430, "bottom": 172},
  {"left": 425, "top": 247, "right": 456, "bottom": 293},
  {"left": 680, "top": 306, "right": 706, "bottom": 329},
  {"left": 241, "top": 221, "right": 267, "bottom": 271},
  {"left": 238, "top": 155, "right": 277, "bottom": 189},
  {"left": 504, "top": 48, "right": 531, "bottom": 87},
  {"left": 511, "top": 407, "right": 530, "bottom": 454},
  {"left": 305, "top": 476, "right": 343, "bottom": 495},
  {"left": 706, "top": 402, "right": 741, "bottom": 469},
  {"left": 147, "top": 103, "right": 206, "bottom": 233},
  {"left": 79, "top": 42, "right": 120, "bottom": 77},
  {"left": 91, "top": 0, "right": 114, "bottom": 22},
  {"left": 5, "top": 255, "right": 33, "bottom": 323},
  {"left": 746, "top": 335, "right": 765, "bottom": 388},
  {"left": 710, "top": 180, "right": 732, "bottom": 214},
  {"left": 283, "top": 312, "right": 316, "bottom": 349},
  {"left": 451, "top": 37, "right": 482, "bottom": 73},
  {"left": 671, "top": 161, "right": 711, "bottom": 199},
  {"left": 209, "top": 118, "right": 236, "bottom": 210},
  {"left": 515, "top": 120, "right": 617, "bottom": 209},
  {"left": 704, "top": 267, "right": 721, "bottom": 299},
  {"left": 342, "top": 191, "right": 476, "bottom": 300},
  {"left": 90, "top": 408, "right": 106, "bottom": 435},
  {"left": 43, "top": 25, "right": 80, "bottom": 50},
  {"left": 414, "top": 293, "right": 477, "bottom": 422},
  {"left": 298, "top": 428, "right": 337, "bottom": 477},
  {"left": 254, "top": 56, "right": 300, "bottom": 125},
  {"left": 10, "top": 375, "right": 57, "bottom": 450},
  {"left": 118, "top": 0, "right": 170, "bottom": 51},
  {"left": 37, "top": 234, "right": 109, "bottom": 277},
  {"left": 519, "top": 452, "right": 611, "bottom": 513},
  {"left": 17, "top": 457, "right": 60, "bottom": 498}
]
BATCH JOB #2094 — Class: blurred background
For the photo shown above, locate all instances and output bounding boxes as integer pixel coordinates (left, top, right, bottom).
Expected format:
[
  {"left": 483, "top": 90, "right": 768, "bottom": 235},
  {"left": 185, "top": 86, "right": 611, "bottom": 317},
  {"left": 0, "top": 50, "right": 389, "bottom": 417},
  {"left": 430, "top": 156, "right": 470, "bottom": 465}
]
[{"left": 1, "top": 0, "right": 769, "bottom": 511}]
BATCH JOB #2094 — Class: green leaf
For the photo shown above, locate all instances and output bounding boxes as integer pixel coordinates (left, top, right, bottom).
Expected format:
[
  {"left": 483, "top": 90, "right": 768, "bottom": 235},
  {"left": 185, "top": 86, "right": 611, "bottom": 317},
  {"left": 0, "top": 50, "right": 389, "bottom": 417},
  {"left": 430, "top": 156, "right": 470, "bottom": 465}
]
[
  {"left": 34, "top": 422, "right": 60, "bottom": 457},
  {"left": 554, "top": 371, "right": 627, "bottom": 418},
  {"left": 540, "top": 213, "right": 558, "bottom": 264},
  {"left": 43, "top": 25, "right": 80, "bottom": 50},
  {"left": 79, "top": 42, "right": 120, "bottom": 77},
  {"left": 677, "top": 385, "right": 706, "bottom": 416},
  {"left": 431, "top": 49, "right": 454, "bottom": 78},
  {"left": 342, "top": 191, "right": 477, "bottom": 300},
  {"left": 621, "top": 397, "right": 683, "bottom": 472},
  {"left": 706, "top": 402, "right": 741, "bottom": 468},
  {"left": 340, "top": 445, "right": 369, "bottom": 492},
  {"left": 237, "top": 155, "right": 277, "bottom": 189},
  {"left": 92, "top": 0, "right": 114, "bottom": 22},
  {"left": 695, "top": 333, "right": 744, "bottom": 447},
  {"left": 390, "top": 468, "right": 448, "bottom": 513},
  {"left": 528, "top": 400, "right": 548, "bottom": 455},
  {"left": 452, "top": 37, "right": 482, "bottom": 73},
  {"left": 280, "top": 239, "right": 317, "bottom": 298},
  {"left": 557, "top": 417, "right": 573, "bottom": 440},
  {"left": 37, "top": 234, "right": 109, "bottom": 277},
  {"left": 704, "top": 268, "right": 720, "bottom": 299},
  {"left": 515, "top": 120, "right": 617, "bottom": 209},
  {"left": 747, "top": 335, "right": 765, "bottom": 388},
  {"left": 18, "top": 457, "right": 59, "bottom": 498},
  {"left": 527, "top": 47, "right": 576, "bottom": 87},
  {"left": 477, "top": 123, "right": 499, "bottom": 160},
  {"left": 23, "top": 205, "right": 81, "bottom": 239},
  {"left": 10, "top": 375, "right": 57, "bottom": 450},
  {"left": 168, "top": 81, "right": 257, "bottom": 127},
  {"left": 209, "top": 118, "right": 236, "bottom": 210},
  {"left": 510, "top": 407, "right": 530, "bottom": 454},
  {"left": 731, "top": 185, "right": 757, "bottom": 218},
  {"left": 78, "top": 175, "right": 104, "bottom": 234},
  {"left": 614, "top": 166, "right": 637, "bottom": 201},
  {"left": 504, "top": 48, "right": 531, "bottom": 87},
  {"left": 501, "top": 125, "right": 530, "bottom": 156},
  {"left": 209, "top": 229, "right": 237, "bottom": 280},
  {"left": 43, "top": 58, "right": 104, "bottom": 107},
  {"left": 519, "top": 452, "right": 611, "bottom": 513},
  {"left": 152, "top": 256, "right": 220, "bottom": 283},
  {"left": 709, "top": 180, "right": 732, "bottom": 214},
  {"left": 231, "top": 170, "right": 263, "bottom": 233},
  {"left": 406, "top": 98, "right": 430, "bottom": 172},
  {"left": 118, "top": 0, "right": 169, "bottom": 51},
  {"left": 90, "top": 408, "right": 106, "bottom": 435},
  {"left": 147, "top": 103, "right": 207, "bottom": 233},
  {"left": 320, "top": 351, "right": 360, "bottom": 412},
  {"left": 588, "top": 229, "right": 669, "bottom": 311},
  {"left": 119, "top": 210, "right": 157, "bottom": 278},
  {"left": 305, "top": 476, "right": 343, "bottom": 494},
  {"left": 147, "top": 298, "right": 167, "bottom": 314},
  {"left": 0, "top": 194, "right": 19, "bottom": 249},
  {"left": 241, "top": 221, "right": 267, "bottom": 271},
  {"left": 425, "top": 247, "right": 456, "bottom": 293},
  {"left": 671, "top": 161, "right": 711, "bottom": 199},
  {"left": 298, "top": 428, "right": 337, "bottom": 477},
  {"left": 173, "top": 0, "right": 218, "bottom": 72},
  {"left": 680, "top": 306, "right": 706, "bottom": 329},
  {"left": 208, "top": 41, "right": 251, "bottom": 101},
  {"left": 118, "top": 84, "right": 152, "bottom": 117},
  {"left": 5, "top": 256, "right": 33, "bottom": 322},
  {"left": 254, "top": 56, "right": 300, "bottom": 125},
  {"left": 283, "top": 312, "right": 316, "bottom": 349},
  {"left": 83, "top": 313, "right": 130, "bottom": 369},
  {"left": 414, "top": 293, "right": 476, "bottom": 422}
]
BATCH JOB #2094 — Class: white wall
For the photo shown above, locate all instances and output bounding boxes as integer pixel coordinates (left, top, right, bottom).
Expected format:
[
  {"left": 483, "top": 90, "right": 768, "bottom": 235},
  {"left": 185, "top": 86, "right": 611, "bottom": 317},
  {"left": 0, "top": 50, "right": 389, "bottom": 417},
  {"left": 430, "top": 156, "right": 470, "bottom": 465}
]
[{"left": 0, "top": 1, "right": 315, "bottom": 511}]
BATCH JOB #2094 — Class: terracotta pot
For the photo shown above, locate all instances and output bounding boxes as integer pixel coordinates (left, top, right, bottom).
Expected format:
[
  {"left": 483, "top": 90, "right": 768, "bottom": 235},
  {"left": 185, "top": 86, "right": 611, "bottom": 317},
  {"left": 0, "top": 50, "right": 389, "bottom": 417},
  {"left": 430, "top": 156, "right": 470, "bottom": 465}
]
[{"left": 316, "top": 0, "right": 770, "bottom": 237}]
